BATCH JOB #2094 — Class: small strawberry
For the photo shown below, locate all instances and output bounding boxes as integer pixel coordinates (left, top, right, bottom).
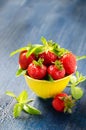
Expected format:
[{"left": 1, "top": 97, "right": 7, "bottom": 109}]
[
  {"left": 52, "top": 93, "right": 75, "bottom": 113},
  {"left": 47, "top": 60, "right": 65, "bottom": 80},
  {"left": 19, "top": 50, "right": 36, "bottom": 69},
  {"left": 38, "top": 51, "right": 57, "bottom": 66},
  {"left": 60, "top": 52, "right": 77, "bottom": 75},
  {"left": 27, "top": 58, "right": 47, "bottom": 79}
]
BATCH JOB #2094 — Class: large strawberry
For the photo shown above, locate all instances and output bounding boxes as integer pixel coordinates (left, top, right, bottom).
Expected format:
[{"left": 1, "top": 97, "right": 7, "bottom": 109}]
[
  {"left": 47, "top": 60, "right": 65, "bottom": 80},
  {"left": 19, "top": 50, "right": 36, "bottom": 69},
  {"left": 38, "top": 51, "right": 57, "bottom": 66},
  {"left": 52, "top": 93, "right": 75, "bottom": 113},
  {"left": 60, "top": 52, "right": 77, "bottom": 75},
  {"left": 27, "top": 58, "right": 47, "bottom": 79}
]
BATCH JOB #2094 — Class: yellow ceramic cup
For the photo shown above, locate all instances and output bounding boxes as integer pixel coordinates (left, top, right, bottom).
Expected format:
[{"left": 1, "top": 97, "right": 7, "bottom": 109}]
[{"left": 24, "top": 75, "right": 71, "bottom": 99}]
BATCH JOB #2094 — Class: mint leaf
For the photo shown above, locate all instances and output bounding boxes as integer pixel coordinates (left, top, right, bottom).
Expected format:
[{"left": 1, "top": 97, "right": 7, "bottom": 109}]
[
  {"left": 48, "top": 74, "right": 54, "bottom": 82},
  {"left": 6, "top": 91, "right": 16, "bottom": 98},
  {"left": 13, "top": 103, "right": 23, "bottom": 118},
  {"left": 26, "top": 45, "right": 43, "bottom": 58},
  {"left": 10, "top": 47, "right": 28, "bottom": 57},
  {"left": 16, "top": 68, "right": 26, "bottom": 77},
  {"left": 71, "top": 86, "right": 84, "bottom": 100},
  {"left": 75, "top": 71, "right": 79, "bottom": 79},
  {"left": 34, "top": 46, "right": 44, "bottom": 55},
  {"left": 41, "top": 37, "right": 47, "bottom": 46},
  {"left": 70, "top": 76, "right": 77, "bottom": 84},
  {"left": 23, "top": 104, "right": 41, "bottom": 115},
  {"left": 53, "top": 47, "right": 69, "bottom": 57},
  {"left": 17, "top": 90, "right": 28, "bottom": 103},
  {"left": 76, "top": 55, "right": 86, "bottom": 61}
]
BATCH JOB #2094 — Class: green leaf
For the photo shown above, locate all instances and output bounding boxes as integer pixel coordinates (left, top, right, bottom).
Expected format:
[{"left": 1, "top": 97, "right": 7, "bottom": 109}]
[
  {"left": 48, "top": 74, "right": 54, "bottom": 82},
  {"left": 26, "top": 45, "right": 43, "bottom": 58},
  {"left": 53, "top": 47, "right": 69, "bottom": 57},
  {"left": 75, "top": 71, "right": 86, "bottom": 85},
  {"left": 10, "top": 47, "right": 28, "bottom": 57},
  {"left": 69, "top": 71, "right": 86, "bottom": 87},
  {"left": 23, "top": 104, "right": 41, "bottom": 115},
  {"left": 41, "top": 36, "right": 47, "bottom": 46},
  {"left": 71, "top": 86, "right": 84, "bottom": 100},
  {"left": 16, "top": 68, "right": 26, "bottom": 77},
  {"left": 17, "top": 90, "right": 28, "bottom": 103},
  {"left": 33, "top": 45, "right": 44, "bottom": 55},
  {"left": 13, "top": 103, "right": 23, "bottom": 118},
  {"left": 6, "top": 91, "right": 16, "bottom": 98},
  {"left": 76, "top": 55, "right": 86, "bottom": 61},
  {"left": 75, "top": 71, "right": 79, "bottom": 79},
  {"left": 70, "top": 75, "right": 77, "bottom": 84}
]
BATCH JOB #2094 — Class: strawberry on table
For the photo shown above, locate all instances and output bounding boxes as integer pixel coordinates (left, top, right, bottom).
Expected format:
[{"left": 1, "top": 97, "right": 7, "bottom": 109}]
[
  {"left": 19, "top": 50, "right": 36, "bottom": 69},
  {"left": 60, "top": 52, "right": 77, "bottom": 75},
  {"left": 52, "top": 93, "right": 75, "bottom": 113},
  {"left": 47, "top": 60, "right": 65, "bottom": 80},
  {"left": 27, "top": 58, "right": 47, "bottom": 80}
]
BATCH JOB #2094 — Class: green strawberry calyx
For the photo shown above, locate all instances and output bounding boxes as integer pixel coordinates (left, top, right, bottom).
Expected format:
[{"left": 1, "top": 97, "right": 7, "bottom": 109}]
[
  {"left": 54, "top": 60, "right": 64, "bottom": 70},
  {"left": 33, "top": 58, "right": 44, "bottom": 67},
  {"left": 59, "top": 95, "right": 75, "bottom": 113}
]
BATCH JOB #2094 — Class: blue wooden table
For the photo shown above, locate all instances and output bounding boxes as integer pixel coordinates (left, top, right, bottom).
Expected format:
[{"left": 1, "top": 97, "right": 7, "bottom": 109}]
[{"left": 0, "top": 0, "right": 86, "bottom": 130}]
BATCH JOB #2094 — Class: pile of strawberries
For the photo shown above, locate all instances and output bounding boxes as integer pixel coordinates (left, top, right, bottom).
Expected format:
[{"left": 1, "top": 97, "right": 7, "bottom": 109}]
[{"left": 19, "top": 37, "right": 77, "bottom": 80}]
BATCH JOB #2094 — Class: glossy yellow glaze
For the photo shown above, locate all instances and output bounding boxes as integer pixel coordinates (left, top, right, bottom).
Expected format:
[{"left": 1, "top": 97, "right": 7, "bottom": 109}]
[{"left": 24, "top": 75, "right": 71, "bottom": 99}]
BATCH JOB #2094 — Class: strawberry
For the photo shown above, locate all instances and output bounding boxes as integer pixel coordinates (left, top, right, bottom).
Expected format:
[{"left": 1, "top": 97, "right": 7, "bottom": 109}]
[
  {"left": 27, "top": 58, "right": 47, "bottom": 79},
  {"left": 47, "top": 60, "right": 65, "bottom": 80},
  {"left": 60, "top": 52, "right": 77, "bottom": 75},
  {"left": 52, "top": 93, "right": 75, "bottom": 113},
  {"left": 19, "top": 50, "right": 36, "bottom": 69},
  {"left": 38, "top": 51, "right": 57, "bottom": 66}
]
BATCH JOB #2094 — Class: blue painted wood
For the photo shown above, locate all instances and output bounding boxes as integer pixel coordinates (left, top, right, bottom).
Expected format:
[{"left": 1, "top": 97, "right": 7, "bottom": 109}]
[{"left": 0, "top": 0, "right": 86, "bottom": 130}]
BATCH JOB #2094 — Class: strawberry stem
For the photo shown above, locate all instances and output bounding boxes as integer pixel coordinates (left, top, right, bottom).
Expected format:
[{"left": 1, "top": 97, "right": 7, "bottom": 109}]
[
  {"left": 54, "top": 60, "right": 63, "bottom": 70},
  {"left": 33, "top": 58, "right": 44, "bottom": 67},
  {"left": 63, "top": 95, "right": 75, "bottom": 113}
]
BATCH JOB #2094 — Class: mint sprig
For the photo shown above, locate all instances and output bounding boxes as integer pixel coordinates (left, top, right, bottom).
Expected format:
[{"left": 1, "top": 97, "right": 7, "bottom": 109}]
[
  {"left": 6, "top": 90, "right": 41, "bottom": 118},
  {"left": 68, "top": 71, "right": 86, "bottom": 100}
]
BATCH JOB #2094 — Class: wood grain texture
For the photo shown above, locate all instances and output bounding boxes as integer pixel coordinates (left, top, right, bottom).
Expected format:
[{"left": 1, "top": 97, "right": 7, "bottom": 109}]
[{"left": 0, "top": 0, "right": 86, "bottom": 130}]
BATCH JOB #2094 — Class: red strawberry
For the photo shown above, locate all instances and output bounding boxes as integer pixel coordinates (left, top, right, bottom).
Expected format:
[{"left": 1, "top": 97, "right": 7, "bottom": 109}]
[
  {"left": 52, "top": 93, "right": 75, "bottom": 113},
  {"left": 47, "top": 60, "right": 65, "bottom": 80},
  {"left": 60, "top": 52, "right": 77, "bottom": 75},
  {"left": 38, "top": 51, "right": 57, "bottom": 66},
  {"left": 27, "top": 58, "right": 47, "bottom": 79},
  {"left": 19, "top": 50, "right": 36, "bottom": 69}
]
